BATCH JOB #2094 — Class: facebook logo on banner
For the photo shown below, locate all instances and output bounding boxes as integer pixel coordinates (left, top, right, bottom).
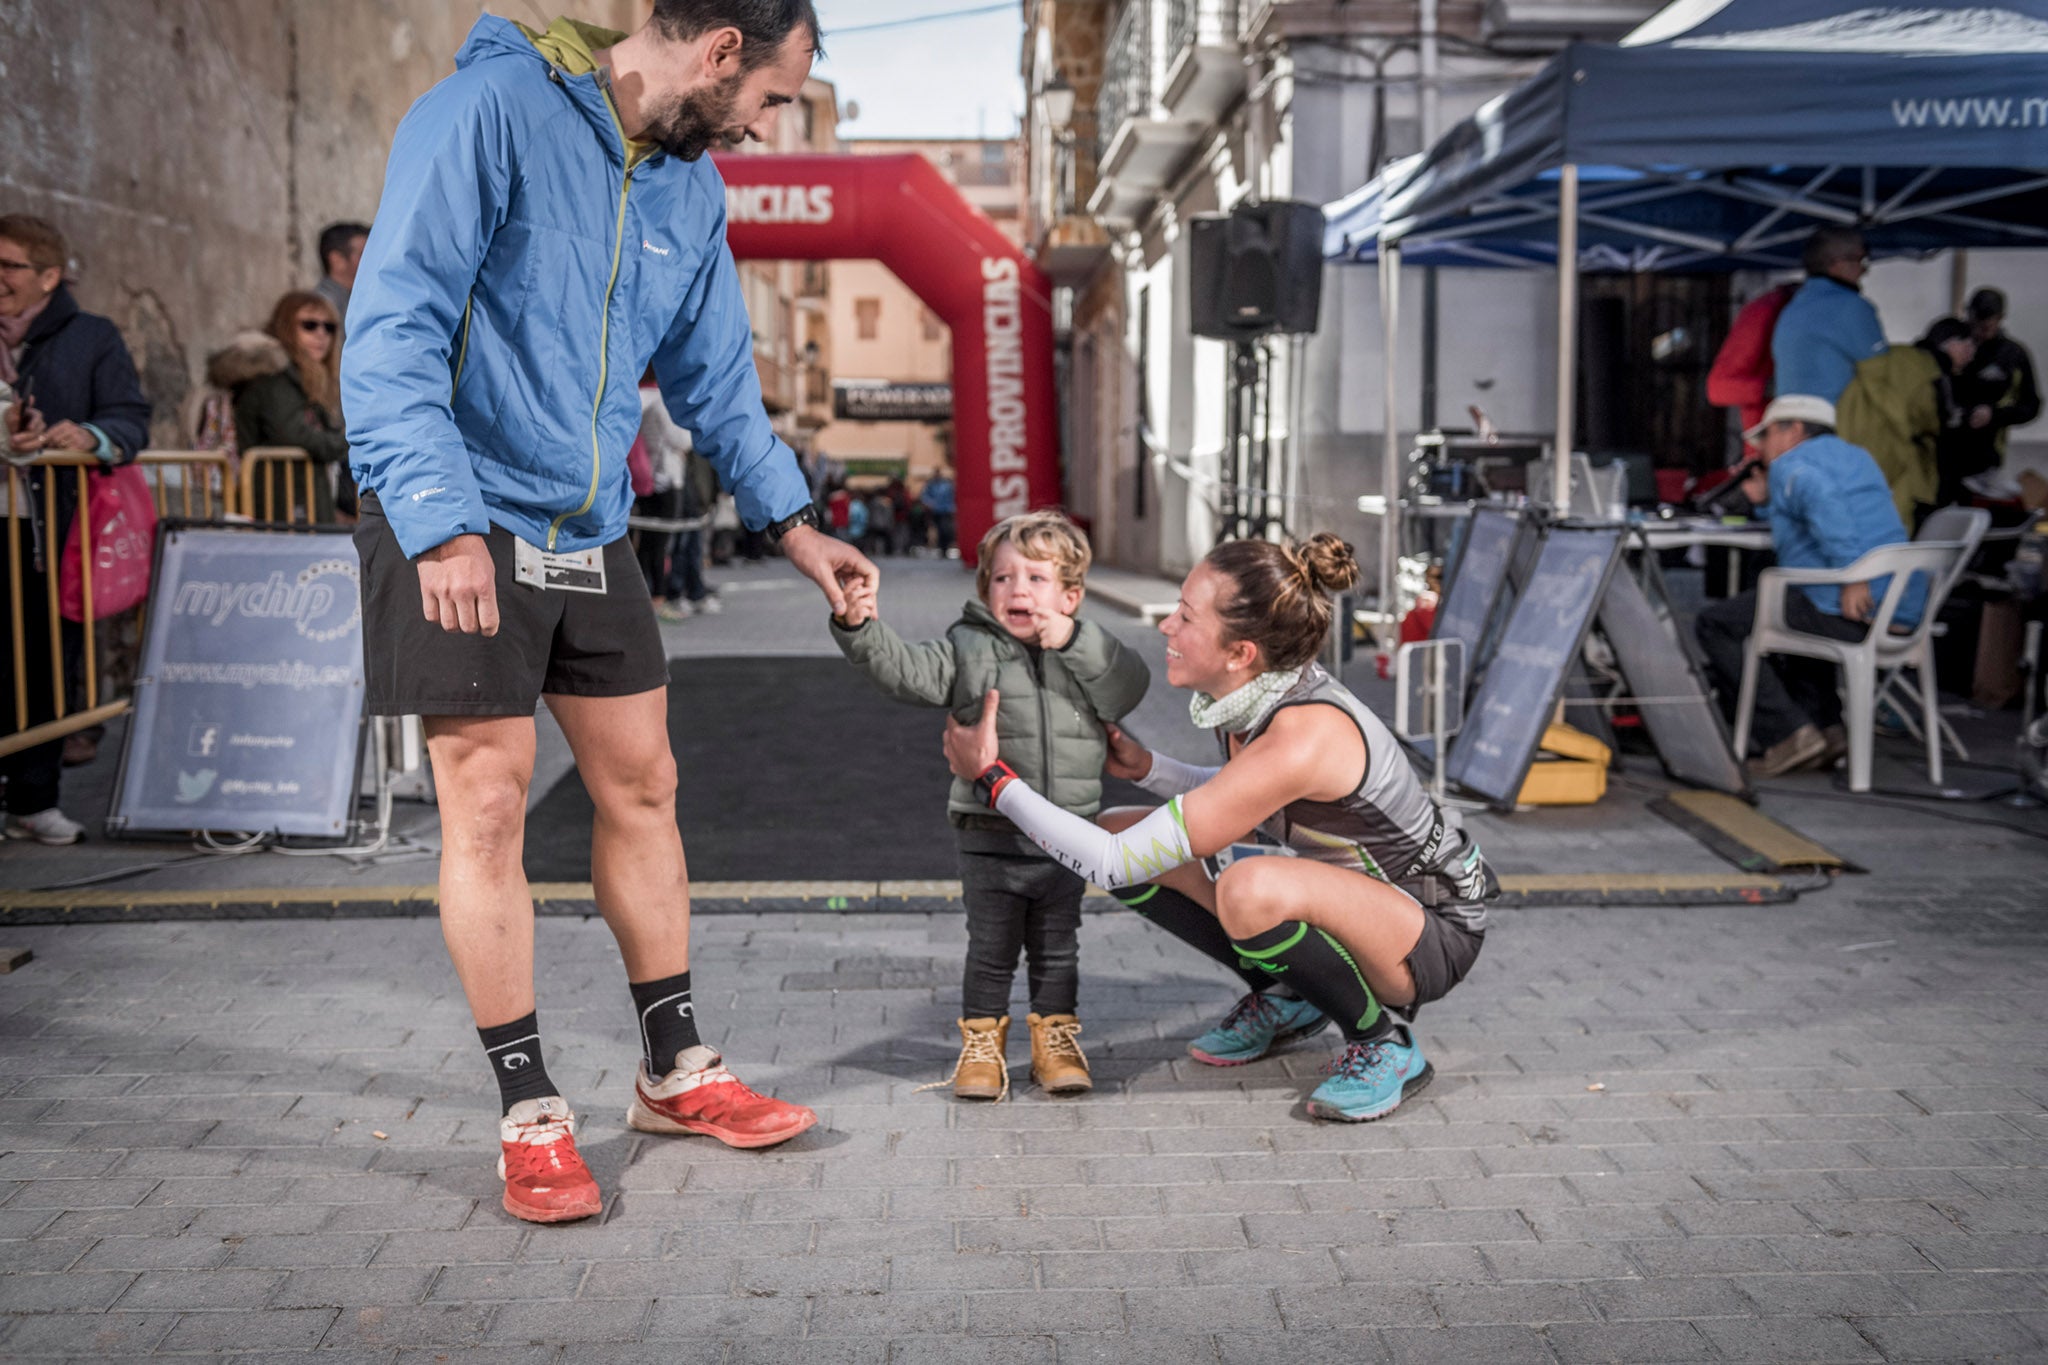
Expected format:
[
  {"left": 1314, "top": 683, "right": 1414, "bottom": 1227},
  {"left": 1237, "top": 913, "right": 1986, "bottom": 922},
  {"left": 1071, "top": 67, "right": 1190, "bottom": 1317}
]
[{"left": 189, "top": 723, "right": 221, "bottom": 757}]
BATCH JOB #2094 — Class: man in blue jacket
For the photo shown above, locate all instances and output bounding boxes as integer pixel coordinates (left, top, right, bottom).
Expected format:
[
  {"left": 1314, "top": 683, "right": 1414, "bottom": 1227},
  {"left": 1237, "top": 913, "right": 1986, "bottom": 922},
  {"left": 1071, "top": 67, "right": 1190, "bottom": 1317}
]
[
  {"left": 1694, "top": 395, "right": 1925, "bottom": 779},
  {"left": 342, "top": 1, "right": 875, "bottom": 1224},
  {"left": 1771, "top": 226, "right": 1888, "bottom": 404}
]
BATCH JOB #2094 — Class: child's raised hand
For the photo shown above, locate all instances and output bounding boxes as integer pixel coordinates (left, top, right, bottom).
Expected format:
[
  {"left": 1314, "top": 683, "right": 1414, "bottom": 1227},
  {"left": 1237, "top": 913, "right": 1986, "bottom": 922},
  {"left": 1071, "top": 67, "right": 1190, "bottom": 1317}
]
[
  {"left": 1035, "top": 610, "right": 1076, "bottom": 651},
  {"left": 837, "top": 580, "right": 879, "bottom": 627}
]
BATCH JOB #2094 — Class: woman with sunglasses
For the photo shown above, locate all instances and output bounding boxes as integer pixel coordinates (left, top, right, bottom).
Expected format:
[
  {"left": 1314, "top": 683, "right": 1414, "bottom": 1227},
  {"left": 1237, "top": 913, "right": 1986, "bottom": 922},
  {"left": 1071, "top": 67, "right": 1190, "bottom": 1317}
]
[{"left": 230, "top": 291, "right": 354, "bottom": 522}]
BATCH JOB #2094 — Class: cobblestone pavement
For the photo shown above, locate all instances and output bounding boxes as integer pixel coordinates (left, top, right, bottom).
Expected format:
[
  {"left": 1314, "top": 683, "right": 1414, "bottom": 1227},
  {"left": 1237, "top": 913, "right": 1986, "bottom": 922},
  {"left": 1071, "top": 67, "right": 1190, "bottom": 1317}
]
[
  {"left": 1, "top": 868, "right": 2045, "bottom": 1362},
  {"left": 4, "top": 556, "right": 2048, "bottom": 1360}
]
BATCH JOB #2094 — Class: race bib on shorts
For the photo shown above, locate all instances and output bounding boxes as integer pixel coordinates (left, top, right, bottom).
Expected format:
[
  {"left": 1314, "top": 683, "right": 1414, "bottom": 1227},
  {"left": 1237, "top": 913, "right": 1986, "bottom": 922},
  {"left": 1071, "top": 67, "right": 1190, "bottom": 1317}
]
[{"left": 513, "top": 536, "right": 606, "bottom": 594}]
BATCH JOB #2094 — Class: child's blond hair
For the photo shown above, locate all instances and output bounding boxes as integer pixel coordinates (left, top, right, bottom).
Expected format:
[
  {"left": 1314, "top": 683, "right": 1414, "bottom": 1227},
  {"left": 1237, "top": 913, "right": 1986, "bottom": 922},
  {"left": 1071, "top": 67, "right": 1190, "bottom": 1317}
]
[{"left": 974, "top": 510, "right": 1093, "bottom": 600}]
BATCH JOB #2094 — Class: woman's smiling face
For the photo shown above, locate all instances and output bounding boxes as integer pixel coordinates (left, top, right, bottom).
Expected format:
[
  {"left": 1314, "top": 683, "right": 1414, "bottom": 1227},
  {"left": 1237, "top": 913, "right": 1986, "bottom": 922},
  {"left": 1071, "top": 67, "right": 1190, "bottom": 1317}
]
[{"left": 1159, "top": 563, "right": 1255, "bottom": 693}]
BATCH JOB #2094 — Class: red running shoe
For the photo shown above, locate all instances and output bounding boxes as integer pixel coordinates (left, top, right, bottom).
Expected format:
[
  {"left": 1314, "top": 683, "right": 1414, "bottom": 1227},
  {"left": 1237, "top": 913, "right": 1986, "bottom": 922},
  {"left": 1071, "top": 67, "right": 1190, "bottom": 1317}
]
[
  {"left": 627, "top": 1045, "right": 818, "bottom": 1149},
  {"left": 496, "top": 1096, "right": 602, "bottom": 1224}
]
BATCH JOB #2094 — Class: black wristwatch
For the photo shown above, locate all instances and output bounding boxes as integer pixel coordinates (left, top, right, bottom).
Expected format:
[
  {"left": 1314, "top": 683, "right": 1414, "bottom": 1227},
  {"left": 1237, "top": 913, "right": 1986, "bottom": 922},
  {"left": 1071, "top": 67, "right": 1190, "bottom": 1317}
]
[
  {"left": 765, "top": 504, "right": 822, "bottom": 544},
  {"left": 973, "top": 760, "right": 1019, "bottom": 809}
]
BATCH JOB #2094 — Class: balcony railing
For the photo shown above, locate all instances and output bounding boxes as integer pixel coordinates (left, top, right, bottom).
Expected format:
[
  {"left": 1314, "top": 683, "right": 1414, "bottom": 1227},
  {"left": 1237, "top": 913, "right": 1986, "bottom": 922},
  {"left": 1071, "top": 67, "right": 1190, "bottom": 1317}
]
[
  {"left": 1095, "top": 1, "right": 1152, "bottom": 162},
  {"left": 1166, "top": 0, "right": 1240, "bottom": 59}
]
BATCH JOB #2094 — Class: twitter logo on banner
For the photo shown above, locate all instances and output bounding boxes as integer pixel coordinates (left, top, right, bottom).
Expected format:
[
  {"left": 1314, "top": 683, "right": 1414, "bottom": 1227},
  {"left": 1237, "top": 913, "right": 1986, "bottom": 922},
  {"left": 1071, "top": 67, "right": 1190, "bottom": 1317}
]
[{"left": 175, "top": 770, "right": 217, "bottom": 804}]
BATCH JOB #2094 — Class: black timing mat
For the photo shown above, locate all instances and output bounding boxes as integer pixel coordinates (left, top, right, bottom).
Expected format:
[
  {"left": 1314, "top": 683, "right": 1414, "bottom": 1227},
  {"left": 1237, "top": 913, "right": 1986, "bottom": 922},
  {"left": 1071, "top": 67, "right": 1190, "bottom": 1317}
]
[{"left": 523, "top": 657, "right": 1149, "bottom": 883}]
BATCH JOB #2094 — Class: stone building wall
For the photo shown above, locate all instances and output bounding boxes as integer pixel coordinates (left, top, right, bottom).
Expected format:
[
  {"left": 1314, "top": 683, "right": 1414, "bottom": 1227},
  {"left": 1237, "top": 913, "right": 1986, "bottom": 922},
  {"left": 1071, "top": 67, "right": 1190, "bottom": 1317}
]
[{"left": 0, "top": 1, "right": 641, "bottom": 443}]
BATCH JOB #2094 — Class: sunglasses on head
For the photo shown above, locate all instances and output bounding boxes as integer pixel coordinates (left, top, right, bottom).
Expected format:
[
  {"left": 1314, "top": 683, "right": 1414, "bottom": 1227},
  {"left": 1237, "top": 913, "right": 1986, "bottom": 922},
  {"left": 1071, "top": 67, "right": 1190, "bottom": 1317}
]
[{"left": 299, "top": 319, "right": 338, "bottom": 334}]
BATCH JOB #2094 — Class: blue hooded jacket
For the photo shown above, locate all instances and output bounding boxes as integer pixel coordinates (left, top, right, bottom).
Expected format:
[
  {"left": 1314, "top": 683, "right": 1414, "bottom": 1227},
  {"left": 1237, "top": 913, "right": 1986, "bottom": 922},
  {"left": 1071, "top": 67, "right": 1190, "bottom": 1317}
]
[
  {"left": 1771, "top": 277, "right": 1887, "bottom": 405},
  {"left": 1757, "top": 433, "right": 1925, "bottom": 627},
  {"left": 341, "top": 17, "right": 810, "bottom": 559}
]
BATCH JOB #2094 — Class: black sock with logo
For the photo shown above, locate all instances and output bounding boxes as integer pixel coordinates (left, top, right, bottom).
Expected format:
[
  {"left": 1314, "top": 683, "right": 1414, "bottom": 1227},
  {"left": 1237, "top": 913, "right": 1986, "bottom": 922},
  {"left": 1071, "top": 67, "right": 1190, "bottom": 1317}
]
[
  {"left": 1228, "top": 922, "right": 1399, "bottom": 1044},
  {"left": 630, "top": 971, "right": 702, "bottom": 1076},
  {"left": 478, "top": 1011, "right": 559, "bottom": 1115},
  {"left": 1110, "top": 884, "right": 1274, "bottom": 993}
]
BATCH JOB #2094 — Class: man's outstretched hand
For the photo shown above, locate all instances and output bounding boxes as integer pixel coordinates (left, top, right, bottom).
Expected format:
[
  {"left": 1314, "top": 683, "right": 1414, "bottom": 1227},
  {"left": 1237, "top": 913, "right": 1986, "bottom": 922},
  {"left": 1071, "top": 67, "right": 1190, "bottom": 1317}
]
[
  {"left": 782, "top": 523, "right": 878, "bottom": 618},
  {"left": 944, "top": 688, "right": 1002, "bottom": 782}
]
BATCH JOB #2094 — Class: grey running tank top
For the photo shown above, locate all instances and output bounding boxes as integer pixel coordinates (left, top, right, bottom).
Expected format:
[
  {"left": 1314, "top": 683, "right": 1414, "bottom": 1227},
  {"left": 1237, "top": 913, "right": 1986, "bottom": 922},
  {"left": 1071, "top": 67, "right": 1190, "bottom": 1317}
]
[{"left": 1218, "top": 664, "right": 1491, "bottom": 931}]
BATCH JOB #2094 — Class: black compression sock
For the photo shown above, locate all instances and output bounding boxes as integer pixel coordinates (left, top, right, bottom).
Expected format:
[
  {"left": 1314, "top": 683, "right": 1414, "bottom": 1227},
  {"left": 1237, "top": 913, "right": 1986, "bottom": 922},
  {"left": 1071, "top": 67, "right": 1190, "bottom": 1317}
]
[
  {"left": 1111, "top": 884, "right": 1273, "bottom": 993},
  {"left": 1229, "top": 922, "right": 1399, "bottom": 1044},
  {"left": 478, "top": 1011, "right": 560, "bottom": 1115},
  {"left": 630, "top": 971, "right": 702, "bottom": 1076}
]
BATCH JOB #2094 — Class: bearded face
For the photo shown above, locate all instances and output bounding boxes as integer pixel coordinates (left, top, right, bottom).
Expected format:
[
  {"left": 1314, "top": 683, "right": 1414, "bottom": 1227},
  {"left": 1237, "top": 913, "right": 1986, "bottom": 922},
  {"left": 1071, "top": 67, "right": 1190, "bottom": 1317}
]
[{"left": 643, "top": 69, "right": 748, "bottom": 161}]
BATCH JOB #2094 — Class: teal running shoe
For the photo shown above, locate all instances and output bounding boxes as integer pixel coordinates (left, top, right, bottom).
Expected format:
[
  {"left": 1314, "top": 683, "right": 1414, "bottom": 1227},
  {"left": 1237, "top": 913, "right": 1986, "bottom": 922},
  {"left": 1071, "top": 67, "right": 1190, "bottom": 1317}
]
[
  {"left": 1188, "top": 991, "right": 1330, "bottom": 1066},
  {"left": 1305, "top": 1027, "right": 1433, "bottom": 1122}
]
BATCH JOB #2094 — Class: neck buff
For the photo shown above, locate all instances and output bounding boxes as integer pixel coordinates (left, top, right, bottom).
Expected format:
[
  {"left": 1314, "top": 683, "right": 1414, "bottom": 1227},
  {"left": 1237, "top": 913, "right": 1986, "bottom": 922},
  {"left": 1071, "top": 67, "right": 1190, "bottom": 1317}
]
[{"left": 1189, "top": 666, "right": 1303, "bottom": 735}]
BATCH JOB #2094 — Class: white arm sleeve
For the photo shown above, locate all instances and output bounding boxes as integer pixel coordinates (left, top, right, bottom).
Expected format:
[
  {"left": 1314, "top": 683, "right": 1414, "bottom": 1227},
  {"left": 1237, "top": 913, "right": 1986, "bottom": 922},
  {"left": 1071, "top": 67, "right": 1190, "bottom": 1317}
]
[
  {"left": 991, "top": 780, "right": 1195, "bottom": 889},
  {"left": 1135, "top": 751, "right": 1221, "bottom": 800}
]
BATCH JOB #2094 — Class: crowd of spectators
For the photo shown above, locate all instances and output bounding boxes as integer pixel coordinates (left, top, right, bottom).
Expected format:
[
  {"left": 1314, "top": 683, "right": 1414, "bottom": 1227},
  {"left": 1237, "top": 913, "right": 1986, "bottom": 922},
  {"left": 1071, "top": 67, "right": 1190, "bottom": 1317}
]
[
  {"left": 1701, "top": 226, "right": 2040, "bottom": 776},
  {"left": 1, "top": 213, "right": 374, "bottom": 842},
  {"left": 821, "top": 466, "right": 956, "bottom": 559}
]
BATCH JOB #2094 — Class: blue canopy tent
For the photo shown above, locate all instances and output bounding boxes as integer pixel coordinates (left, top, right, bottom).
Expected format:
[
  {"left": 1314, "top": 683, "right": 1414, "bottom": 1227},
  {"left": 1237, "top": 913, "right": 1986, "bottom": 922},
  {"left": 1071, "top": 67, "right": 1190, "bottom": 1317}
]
[{"left": 1321, "top": 0, "right": 2048, "bottom": 610}]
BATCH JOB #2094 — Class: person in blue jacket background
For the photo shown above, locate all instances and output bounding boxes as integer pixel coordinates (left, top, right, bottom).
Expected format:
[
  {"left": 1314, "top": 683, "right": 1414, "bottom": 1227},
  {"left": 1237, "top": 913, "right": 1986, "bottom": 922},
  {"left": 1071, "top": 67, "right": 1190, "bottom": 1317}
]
[
  {"left": 1771, "top": 226, "right": 1888, "bottom": 405},
  {"left": 1694, "top": 394, "right": 1925, "bottom": 780},
  {"left": 341, "top": 1, "right": 876, "bottom": 1225}
]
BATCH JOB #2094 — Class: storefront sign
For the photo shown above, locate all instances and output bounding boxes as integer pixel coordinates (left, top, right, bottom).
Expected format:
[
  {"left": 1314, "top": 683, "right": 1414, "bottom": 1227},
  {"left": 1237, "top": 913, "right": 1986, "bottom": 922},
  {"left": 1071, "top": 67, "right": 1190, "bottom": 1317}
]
[{"left": 834, "top": 382, "right": 952, "bottom": 422}]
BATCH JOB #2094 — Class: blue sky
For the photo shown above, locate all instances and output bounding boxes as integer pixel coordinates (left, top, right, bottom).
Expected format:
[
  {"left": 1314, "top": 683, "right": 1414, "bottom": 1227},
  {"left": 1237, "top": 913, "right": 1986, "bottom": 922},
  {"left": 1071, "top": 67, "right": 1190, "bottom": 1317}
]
[{"left": 811, "top": 1, "right": 1025, "bottom": 141}]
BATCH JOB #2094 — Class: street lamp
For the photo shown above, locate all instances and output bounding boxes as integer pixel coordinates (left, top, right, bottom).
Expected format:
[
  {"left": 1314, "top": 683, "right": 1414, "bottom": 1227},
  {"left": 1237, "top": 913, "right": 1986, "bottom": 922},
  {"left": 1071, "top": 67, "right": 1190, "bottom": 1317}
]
[
  {"left": 1038, "top": 71, "right": 1075, "bottom": 129},
  {"left": 1037, "top": 71, "right": 1077, "bottom": 218}
]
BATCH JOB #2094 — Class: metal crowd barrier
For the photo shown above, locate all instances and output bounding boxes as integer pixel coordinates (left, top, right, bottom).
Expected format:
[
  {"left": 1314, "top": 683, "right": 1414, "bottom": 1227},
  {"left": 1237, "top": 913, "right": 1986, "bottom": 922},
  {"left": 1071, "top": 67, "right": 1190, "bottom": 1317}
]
[
  {"left": 240, "top": 445, "right": 325, "bottom": 525},
  {"left": 0, "top": 447, "right": 275, "bottom": 762}
]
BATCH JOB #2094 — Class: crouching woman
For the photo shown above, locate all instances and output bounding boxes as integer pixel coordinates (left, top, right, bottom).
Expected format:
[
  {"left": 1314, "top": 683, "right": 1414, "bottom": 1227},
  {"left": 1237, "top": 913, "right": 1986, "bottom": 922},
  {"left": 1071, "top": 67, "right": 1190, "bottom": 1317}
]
[{"left": 942, "top": 534, "right": 1496, "bottom": 1122}]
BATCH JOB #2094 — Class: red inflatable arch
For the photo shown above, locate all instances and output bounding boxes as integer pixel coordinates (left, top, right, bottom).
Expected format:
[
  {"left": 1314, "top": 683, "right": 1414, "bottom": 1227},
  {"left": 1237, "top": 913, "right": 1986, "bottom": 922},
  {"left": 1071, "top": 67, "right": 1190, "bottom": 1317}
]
[{"left": 713, "top": 153, "right": 1061, "bottom": 561}]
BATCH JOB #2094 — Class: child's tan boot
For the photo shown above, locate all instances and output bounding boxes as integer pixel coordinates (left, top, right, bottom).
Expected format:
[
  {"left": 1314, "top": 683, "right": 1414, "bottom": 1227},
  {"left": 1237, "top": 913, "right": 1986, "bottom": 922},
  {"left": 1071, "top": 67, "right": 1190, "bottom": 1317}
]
[
  {"left": 951, "top": 1017, "right": 1011, "bottom": 1101},
  {"left": 1027, "top": 1012, "right": 1093, "bottom": 1094}
]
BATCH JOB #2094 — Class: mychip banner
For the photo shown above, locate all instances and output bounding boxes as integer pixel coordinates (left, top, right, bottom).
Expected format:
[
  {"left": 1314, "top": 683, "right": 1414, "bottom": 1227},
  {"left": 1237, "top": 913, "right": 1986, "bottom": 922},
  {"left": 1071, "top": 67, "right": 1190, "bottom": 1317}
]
[{"left": 110, "top": 525, "right": 365, "bottom": 838}]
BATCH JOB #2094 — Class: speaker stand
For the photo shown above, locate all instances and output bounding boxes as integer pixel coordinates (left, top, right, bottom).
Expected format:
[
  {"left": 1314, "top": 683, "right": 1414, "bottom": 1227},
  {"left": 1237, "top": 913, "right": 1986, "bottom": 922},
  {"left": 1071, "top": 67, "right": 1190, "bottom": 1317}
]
[{"left": 1223, "top": 338, "right": 1277, "bottom": 544}]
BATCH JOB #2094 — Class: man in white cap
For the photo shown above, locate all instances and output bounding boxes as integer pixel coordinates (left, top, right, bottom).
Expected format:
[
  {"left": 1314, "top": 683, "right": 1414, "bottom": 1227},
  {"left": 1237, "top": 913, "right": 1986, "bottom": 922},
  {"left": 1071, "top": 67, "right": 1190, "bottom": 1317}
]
[{"left": 1694, "top": 394, "right": 1926, "bottom": 778}]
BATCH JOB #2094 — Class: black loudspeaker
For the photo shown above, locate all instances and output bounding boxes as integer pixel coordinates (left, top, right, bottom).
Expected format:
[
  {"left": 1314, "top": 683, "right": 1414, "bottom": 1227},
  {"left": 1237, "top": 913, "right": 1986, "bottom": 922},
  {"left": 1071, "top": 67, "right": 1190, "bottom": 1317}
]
[{"left": 1189, "top": 200, "right": 1326, "bottom": 339}]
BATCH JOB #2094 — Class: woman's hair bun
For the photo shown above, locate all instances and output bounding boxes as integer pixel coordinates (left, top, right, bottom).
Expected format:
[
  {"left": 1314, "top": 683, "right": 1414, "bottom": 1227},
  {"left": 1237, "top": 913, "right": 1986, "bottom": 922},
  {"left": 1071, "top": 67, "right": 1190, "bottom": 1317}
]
[{"left": 1296, "top": 533, "right": 1360, "bottom": 594}]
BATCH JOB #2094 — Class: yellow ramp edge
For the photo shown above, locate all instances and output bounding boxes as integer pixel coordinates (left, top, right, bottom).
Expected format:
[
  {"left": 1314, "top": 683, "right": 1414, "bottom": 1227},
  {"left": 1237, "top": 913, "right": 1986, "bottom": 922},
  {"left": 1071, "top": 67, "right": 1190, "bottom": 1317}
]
[
  {"left": 0, "top": 881, "right": 955, "bottom": 913},
  {"left": 2, "top": 872, "right": 1793, "bottom": 915},
  {"left": 0, "top": 886, "right": 442, "bottom": 912},
  {"left": 1497, "top": 872, "right": 1785, "bottom": 893},
  {"left": 1664, "top": 790, "right": 1848, "bottom": 869}
]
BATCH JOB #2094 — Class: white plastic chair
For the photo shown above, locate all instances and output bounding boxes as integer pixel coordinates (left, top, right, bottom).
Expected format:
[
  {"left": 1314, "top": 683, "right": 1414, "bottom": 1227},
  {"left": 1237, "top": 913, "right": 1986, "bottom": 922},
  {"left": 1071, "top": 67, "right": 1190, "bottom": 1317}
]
[
  {"left": 1733, "top": 540, "right": 1970, "bottom": 791},
  {"left": 1873, "top": 506, "right": 1990, "bottom": 763}
]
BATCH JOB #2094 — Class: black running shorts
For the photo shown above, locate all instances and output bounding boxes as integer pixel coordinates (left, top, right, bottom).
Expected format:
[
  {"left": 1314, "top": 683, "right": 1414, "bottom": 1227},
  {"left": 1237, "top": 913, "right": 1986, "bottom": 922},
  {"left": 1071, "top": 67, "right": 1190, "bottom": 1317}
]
[
  {"left": 355, "top": 495, "right": 670, "bottom": 717},
  {"left": 1405, "top": 908, "right": 1483, "bottom": 1010}
]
